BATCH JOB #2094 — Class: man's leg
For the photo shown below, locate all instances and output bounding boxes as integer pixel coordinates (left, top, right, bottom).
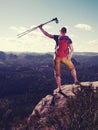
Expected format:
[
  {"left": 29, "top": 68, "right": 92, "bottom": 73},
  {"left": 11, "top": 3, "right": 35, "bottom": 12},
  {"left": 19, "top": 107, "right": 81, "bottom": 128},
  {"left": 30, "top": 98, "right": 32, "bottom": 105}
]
[
  {"left": 54, "top": 56, "right": 61, "bottom": 90},
  {"left": 56, "top": 76, "right": 61, "bottom": 90},
  {"left": 62, "top": 57, "right": 78, "bottom": 83},
  {"left": 71, "top": 68, "right": 78, "bottom": 83}
]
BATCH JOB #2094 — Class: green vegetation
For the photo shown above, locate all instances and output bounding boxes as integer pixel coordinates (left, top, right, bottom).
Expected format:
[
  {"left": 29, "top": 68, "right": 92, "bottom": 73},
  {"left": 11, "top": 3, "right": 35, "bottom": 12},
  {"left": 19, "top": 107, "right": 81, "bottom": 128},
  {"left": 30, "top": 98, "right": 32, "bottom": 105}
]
[
  {"left": 27, "top": 85, "right": 98, "bottom": 130},
  {"left": 68, "top": 85, "right": 98, "bottom": 130}
]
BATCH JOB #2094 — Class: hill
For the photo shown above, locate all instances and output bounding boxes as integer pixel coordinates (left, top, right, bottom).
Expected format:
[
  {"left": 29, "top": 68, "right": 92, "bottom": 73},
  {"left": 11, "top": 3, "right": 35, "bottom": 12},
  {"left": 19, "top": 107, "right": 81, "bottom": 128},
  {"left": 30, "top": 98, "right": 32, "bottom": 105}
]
[
  {"left": 0, "top": 51, "right": 98, "bottom": 129},
  {"left": 17, "top": 81, "right": 98, "bottom": 130}
]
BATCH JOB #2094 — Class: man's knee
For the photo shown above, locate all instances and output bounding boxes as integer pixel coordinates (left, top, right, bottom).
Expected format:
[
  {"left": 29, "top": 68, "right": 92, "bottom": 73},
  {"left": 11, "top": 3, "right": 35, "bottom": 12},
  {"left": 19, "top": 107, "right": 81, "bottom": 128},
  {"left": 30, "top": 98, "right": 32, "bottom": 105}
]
[
  {"left": 54, "top": 67, "right": 61, "bottom": 77},
  {"left": 54, "top": 70, "right": 60, "bottom": 78},
  {"left": 70, "top": 66, "right": 75, "bottom": 71}
]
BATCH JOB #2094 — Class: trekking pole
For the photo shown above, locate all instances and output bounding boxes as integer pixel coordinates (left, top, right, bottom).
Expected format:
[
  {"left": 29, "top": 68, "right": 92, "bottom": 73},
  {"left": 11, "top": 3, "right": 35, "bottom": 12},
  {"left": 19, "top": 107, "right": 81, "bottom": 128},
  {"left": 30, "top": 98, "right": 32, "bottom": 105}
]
[{"left": 17, "top": 17, "right": 59, "bottom": 38}]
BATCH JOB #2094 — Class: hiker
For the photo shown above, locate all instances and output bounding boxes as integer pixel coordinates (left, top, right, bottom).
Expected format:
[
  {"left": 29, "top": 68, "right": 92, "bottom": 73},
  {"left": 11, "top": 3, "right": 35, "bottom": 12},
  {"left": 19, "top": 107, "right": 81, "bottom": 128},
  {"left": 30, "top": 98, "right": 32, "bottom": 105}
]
[{"left": 39, "top": 25, "right": 79, "bottom": 91}]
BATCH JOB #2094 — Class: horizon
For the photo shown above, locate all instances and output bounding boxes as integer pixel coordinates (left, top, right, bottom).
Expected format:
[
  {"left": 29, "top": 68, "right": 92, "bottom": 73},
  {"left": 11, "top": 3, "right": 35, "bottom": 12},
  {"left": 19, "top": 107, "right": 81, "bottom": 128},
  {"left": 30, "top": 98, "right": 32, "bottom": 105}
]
[{"left": 1, "top": 51, "right": 98, "bottom": 55}]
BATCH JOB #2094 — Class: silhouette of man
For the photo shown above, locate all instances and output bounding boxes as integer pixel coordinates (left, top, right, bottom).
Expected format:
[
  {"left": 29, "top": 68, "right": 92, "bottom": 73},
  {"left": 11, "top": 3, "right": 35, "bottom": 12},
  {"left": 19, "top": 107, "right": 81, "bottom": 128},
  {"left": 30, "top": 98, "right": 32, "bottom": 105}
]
[{"left": 39, "top": 25, "right": 79, "bottom": 91}]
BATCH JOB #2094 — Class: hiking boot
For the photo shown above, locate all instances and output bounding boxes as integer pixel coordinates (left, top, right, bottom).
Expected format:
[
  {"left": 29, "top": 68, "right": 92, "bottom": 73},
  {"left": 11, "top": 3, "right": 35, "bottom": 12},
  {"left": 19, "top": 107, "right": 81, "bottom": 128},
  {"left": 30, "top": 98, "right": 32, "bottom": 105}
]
[{"left": 74, "top": 81, "right": 80, "bottom": 85}]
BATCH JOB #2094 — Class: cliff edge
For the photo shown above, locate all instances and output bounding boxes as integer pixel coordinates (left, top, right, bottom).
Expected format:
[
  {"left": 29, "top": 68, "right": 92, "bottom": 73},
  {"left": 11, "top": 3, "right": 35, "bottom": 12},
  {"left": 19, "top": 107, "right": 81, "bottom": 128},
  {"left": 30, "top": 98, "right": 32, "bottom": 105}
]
[{"left": 21, "top": 81, "right": 98, "bottom": 130}]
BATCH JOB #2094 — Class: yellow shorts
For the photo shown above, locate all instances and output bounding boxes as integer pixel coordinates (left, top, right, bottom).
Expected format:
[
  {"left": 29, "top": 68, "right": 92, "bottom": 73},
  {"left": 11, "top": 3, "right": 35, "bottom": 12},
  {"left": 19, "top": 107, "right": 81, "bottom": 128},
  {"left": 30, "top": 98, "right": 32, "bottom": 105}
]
[{"left": 54, "top": 56, "right": 75, "bottom": 76}]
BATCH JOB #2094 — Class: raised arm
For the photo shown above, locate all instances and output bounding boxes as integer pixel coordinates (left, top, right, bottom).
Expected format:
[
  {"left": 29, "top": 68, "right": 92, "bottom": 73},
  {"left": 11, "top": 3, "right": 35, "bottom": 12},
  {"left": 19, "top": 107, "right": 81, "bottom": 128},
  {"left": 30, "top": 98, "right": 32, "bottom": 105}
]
[{"left": 39, "top": 25, "right": 54, "bottom": 39}]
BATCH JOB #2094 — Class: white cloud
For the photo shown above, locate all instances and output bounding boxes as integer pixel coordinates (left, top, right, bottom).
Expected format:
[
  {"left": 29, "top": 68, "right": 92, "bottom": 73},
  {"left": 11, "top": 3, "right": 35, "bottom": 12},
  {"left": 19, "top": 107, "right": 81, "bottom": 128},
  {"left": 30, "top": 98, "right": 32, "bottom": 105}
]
[
  {"left": 1, "top": 34, "right": 98, "bottom": 53},
  {"left": 89, "top": 40, "right": 98, "bottom": 44},
  {"left": 10, "top": 24, "right": 52, "bottom": 33},
  {"left": 70, "top": 34, "right": 79, "bottom": 39},
  {"left": 75, "top": 24, "right": 93, "bottom": 31},
  {"left": 0, "top": 35, "right": 55, "bottom": 53},
  {"left": 0, "top": 25, "right": 55, "bottom": 53},
  {"left": 1, "top": 25, "right": 98, "bottom": 53},
  {"left": 74, "top": 42, "right": 95, "bottom": 52},
  {"left": 10, "top": 26, "right": 18, "bottom": 31}
]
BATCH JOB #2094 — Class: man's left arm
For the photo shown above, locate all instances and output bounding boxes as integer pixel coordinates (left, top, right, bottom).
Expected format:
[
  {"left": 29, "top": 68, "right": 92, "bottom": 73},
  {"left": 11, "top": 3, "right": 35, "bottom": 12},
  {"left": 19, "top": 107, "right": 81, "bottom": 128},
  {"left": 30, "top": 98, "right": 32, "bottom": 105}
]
[{"left": 68, "top": 44, "right": 74, "bottom": 60}]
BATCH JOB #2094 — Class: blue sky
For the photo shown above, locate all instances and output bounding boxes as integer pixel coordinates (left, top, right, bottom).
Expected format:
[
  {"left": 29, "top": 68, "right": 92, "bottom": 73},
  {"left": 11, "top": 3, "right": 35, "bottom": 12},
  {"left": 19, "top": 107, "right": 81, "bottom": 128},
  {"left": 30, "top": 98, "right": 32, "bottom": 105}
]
[{"left": 0, "top": 0, "right": 98, "bottom": 53}]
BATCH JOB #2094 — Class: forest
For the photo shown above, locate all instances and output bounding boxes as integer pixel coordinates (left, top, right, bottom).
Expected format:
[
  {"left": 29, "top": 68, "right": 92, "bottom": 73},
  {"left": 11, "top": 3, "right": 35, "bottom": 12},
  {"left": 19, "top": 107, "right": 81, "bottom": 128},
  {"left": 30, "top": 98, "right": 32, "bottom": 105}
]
[{"left": 0, "top": 51, "right": 98, "bottom": 129}]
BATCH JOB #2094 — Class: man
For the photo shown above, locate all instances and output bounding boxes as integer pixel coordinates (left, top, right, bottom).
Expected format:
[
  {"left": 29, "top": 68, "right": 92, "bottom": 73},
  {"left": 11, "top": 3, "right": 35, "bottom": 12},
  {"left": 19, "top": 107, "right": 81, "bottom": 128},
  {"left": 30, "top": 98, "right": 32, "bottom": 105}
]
[{"left": 39, "top": 25, "right": 79, "bottom": 92}]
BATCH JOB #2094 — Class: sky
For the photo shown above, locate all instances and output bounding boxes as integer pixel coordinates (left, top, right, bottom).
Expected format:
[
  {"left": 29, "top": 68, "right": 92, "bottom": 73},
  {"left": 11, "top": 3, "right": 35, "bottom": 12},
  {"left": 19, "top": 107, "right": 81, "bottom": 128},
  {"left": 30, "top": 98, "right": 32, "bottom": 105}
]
[{"left": 0, "top": 0, "right": 98, "bottom": 53}]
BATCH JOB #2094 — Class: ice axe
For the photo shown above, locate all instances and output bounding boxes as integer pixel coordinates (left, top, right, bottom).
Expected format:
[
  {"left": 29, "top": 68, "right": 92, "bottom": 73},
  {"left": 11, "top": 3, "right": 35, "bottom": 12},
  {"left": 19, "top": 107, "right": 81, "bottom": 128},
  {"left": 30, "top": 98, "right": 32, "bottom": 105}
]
[{"left": 17, "top": 17, "right": 59, "bottom": 38}]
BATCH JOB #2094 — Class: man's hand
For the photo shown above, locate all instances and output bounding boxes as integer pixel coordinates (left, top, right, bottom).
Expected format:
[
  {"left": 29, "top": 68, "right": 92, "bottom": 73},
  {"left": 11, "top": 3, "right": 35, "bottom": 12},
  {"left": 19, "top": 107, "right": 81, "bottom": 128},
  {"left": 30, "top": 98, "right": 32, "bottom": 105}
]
[
  {"left": 68, "top": 44, "right": 74, "bottom": 60},
  {"left": 38, "top": 24, "right": 54, "bottom": 38},
  {"left": 38, "top": 24, "right": 43, "bottom": 29},
  {"left": 68, "top": 55, "right": 72, "bottom": 60}
]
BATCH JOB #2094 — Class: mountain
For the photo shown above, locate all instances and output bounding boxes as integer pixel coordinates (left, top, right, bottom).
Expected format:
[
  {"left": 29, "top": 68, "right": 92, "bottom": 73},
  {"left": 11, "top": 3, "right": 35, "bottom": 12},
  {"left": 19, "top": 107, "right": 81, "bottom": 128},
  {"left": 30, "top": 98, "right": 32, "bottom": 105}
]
[
  {"left": 17, "top": 81, "right": 98, "bottom": 130},
  {"left": 0, "top": 51, "right": 6, "bottom": 61},
  {"left": 0, "top": 51, "right": 98, "bottom": 129}
]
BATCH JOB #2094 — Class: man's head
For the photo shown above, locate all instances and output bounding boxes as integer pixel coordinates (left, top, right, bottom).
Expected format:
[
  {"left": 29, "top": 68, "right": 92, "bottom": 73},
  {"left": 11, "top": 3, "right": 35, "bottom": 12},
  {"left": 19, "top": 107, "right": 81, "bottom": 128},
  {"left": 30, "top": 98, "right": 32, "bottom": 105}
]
[{"left": 60, "top": 27, "right": 67, "bottom": 34}]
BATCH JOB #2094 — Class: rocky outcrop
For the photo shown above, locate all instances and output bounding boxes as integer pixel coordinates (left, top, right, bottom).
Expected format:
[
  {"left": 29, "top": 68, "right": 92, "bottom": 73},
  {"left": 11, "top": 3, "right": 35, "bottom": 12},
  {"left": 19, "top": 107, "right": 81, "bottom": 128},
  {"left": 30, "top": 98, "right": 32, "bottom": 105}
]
[{"left": 24, "top": 81, "right": 98, "bottom": 130}]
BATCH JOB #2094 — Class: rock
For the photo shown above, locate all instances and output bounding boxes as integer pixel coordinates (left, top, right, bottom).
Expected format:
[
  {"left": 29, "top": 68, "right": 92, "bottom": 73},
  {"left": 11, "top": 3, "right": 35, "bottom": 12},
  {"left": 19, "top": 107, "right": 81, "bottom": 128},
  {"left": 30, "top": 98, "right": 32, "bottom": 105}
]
[
  {"left": 3, "top": 109, "right": 12, "bottom": 119},
  {"left": 32, "top": 95, "right": 54, "bottom": 116},
  {"left": 26, "top": 81, "right": 98, "bottom": 130}
]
